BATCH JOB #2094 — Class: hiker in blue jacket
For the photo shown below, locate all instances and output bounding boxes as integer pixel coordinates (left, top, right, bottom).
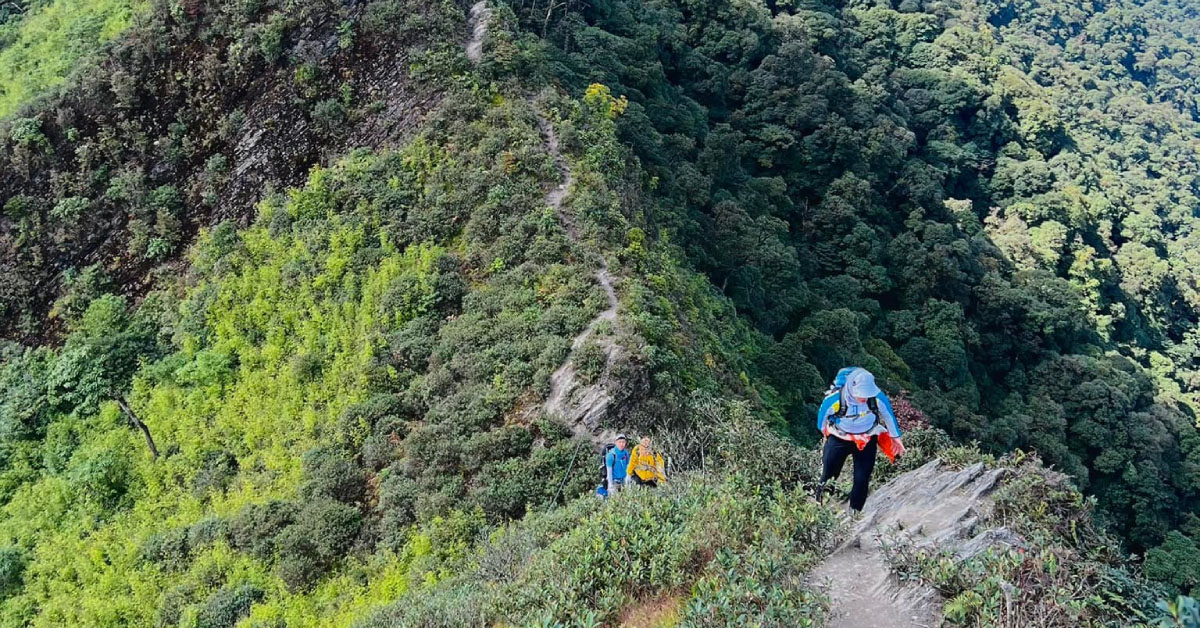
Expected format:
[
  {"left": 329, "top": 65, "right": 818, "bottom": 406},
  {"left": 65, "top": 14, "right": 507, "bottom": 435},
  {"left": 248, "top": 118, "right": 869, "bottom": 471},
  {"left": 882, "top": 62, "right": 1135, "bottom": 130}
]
[
  {"left": 606, "top": 434, "right": 632, "bottom": 494},
  {"left": 816, "top": 367, "right": 905, "bottom": 512}
]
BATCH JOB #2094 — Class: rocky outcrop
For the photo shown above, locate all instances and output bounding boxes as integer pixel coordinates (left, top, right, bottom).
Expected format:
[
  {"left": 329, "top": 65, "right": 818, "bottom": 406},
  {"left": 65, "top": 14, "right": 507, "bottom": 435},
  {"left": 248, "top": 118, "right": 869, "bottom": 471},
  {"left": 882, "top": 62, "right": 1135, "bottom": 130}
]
[
  {"left": 809, "top": 459, "right": 1023, "bottom": 628},
  {"left": 466, "top": 2, "right": 491, "bottom": 64}
]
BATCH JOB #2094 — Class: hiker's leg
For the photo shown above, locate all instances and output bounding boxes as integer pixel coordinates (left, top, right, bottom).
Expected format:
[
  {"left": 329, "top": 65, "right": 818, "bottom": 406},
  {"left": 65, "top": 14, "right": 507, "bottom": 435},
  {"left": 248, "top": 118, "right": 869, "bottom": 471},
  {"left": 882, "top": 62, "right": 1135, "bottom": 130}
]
[
  {"left": 848, "top": 437, "right": 879, "bottom": 511},
  {"left": 820, "top": 437, "right": 852, "bottom": 483}
]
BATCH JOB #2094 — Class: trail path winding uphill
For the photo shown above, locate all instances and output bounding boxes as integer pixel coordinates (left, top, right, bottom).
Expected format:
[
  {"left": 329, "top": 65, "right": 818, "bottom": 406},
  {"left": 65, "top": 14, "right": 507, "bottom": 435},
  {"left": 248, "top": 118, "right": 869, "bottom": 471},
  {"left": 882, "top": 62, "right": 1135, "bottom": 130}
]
[
  {"left": 534, "top": 113, "right": 623, "bottom": 441},
  {"left": 809, "top": 460, "right": 1019, "bottom": 628},
  {"left": 465, "top": 4, "right": 622, "bottom": 442},
  {"left": 466, "top": 1, "right": 491, "bottom": 64}
]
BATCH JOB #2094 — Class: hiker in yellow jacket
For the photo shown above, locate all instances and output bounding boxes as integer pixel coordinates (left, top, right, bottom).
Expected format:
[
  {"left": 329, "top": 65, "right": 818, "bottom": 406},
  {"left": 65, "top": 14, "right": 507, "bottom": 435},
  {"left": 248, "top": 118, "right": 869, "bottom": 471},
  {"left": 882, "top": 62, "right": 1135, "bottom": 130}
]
[{"left": 626, "top": 437, "right": 666, "bottom": 487}]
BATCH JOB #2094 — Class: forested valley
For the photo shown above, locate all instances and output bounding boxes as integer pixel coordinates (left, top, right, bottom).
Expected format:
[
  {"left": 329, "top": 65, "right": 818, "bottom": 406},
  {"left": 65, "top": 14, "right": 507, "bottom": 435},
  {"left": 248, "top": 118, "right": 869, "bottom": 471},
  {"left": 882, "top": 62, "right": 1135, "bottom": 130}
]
[{"left": 2, "top": 0, "right": 1200, "bottom": 625}]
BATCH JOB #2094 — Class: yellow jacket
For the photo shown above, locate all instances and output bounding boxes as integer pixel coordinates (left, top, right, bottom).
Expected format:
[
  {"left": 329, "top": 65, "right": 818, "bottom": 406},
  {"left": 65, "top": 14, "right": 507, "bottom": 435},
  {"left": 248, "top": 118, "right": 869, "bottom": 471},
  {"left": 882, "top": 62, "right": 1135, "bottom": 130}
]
[{"left": 626, "top": 445, "right": 666, "bottom": 483}]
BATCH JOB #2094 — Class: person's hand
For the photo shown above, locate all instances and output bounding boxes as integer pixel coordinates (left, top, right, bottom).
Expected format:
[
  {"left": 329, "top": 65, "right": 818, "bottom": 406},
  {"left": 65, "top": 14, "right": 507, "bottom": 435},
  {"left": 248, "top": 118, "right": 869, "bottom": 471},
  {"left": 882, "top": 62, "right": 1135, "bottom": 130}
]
[{"left": 894, "top": 438, "right": 906, "bottom": 458}]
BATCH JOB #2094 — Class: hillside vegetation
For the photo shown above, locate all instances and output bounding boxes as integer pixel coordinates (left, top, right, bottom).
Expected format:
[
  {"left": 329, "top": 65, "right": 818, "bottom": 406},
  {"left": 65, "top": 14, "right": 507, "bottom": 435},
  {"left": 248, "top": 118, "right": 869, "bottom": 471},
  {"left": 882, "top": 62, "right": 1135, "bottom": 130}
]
[
  {"left": 1, "top": 0, "right": 1200, "bottom": 625},
  {"left": 0, "top": 0, "right": 140, "bottom": 117}
]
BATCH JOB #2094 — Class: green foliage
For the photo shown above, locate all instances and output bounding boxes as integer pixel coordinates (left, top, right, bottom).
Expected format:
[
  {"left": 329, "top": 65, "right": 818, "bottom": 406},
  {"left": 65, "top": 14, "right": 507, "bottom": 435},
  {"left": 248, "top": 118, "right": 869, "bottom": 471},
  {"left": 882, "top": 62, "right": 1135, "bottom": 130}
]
[
  {"left": 0, "top": 0, "right": 140, "bottom": 116},
  {"left": 275, "top": 499, "right": 362, "bottom": 591},
  {"left": 0, "top": 86, "right": 660, "bottom": 624},
  {"left": 2, "top": 0, "right": 1200, "bottom": 622},
  {"left": 1158, "top": 597, "right": 1200, "bottom": 628},
  {"left": 228, "top": 501, "right": 298, "bottom": 562},
  {"left": 1146, "top": 533, "right": 1200, "bottom": 597},
  {"left": 299, "top": 447, "right": 365, "bottom": 505},
  {"left": 574, "top": 340, "right": 606, "bottom": 385},
  {"left": 503, "top": 0, "right": 1200, "bottom": 567},
  {"left": 7, "top": 118, "right": 48, "bottom": 150},
  {"left": 0, "top": 547, "right": 26, "bottom": 600},
  {"left": 195, "top": 584, "right": 264, "bottom": 628},
  {"left": 362, "top": 473, "right": 839, "bottom": 627}
]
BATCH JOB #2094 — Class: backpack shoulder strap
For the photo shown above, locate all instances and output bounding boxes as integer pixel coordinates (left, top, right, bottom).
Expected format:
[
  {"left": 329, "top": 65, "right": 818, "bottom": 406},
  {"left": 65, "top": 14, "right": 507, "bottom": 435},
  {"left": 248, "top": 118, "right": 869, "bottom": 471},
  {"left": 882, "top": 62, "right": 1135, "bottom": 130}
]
[{"left": 867, "top": 397, "right": 883, "bottom": 428}]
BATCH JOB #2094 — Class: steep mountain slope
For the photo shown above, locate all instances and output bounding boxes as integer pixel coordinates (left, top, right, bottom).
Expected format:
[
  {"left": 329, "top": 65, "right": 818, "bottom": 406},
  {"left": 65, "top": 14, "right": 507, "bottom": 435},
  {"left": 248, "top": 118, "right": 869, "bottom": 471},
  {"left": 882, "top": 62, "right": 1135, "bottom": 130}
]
[
  {"left": 356, "top": 442, "right": 1163, "bottom": 627},
  {"left": 494, "top": 0, "right": 1200, "bottom": 567},
  {"left": 1, "top": 0, "right": 1200, "bottom": 625}
]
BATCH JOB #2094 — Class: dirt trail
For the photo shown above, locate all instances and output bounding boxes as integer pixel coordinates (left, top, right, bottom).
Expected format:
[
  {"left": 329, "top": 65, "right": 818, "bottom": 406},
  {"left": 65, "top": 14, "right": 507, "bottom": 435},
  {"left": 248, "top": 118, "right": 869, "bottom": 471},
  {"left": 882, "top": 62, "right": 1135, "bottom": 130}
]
[
  {"left": 466, "top": 1, "right": 491, "bottom": 64},
  {"left": 465, "top": 4, "right": 621, "bottom": 443},
  {"left": 534, "top": 113, "right": 622, "bottom": 441},
  {"left": 808, "top": 460, "right": 1018, "bottom": 628}
]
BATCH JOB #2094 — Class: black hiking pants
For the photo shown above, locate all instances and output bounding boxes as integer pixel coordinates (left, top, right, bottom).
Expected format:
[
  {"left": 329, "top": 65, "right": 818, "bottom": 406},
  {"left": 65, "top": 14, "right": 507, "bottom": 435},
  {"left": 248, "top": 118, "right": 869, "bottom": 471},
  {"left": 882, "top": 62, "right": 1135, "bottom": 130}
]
[
  {"left": 631, "top": 475, "right": 658, "bottom": 488},
  {"left": 820, "top": 435, "right": 877, "bottom": 511}
]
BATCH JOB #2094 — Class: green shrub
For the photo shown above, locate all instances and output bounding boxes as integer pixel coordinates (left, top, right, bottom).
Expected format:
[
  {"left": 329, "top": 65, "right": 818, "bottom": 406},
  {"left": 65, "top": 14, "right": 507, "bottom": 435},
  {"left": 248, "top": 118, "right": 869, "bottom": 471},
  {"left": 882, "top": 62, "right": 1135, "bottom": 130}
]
[
  {"left": 462, "top": 425, "right": 532, "bottom": 472},
  {"left": 195, "top": 584, "right": 264, "bottom": 628},
  {"left": 187, "top": 517, "right": 227, "bottom": 550},
  {"left": 363, "top": 474, "right": 838, "bottom": 627},
  {"left": 1157, "top": 596, "right": 1200, "bottom": 628},
  {"left": 154, "top": 583, "right": 195, "bottom": 628},
  {"left": 257, "top": 13, "right": 286, "bottom": 62},
  {"left": 50, "top": 264, "right": 108, "bottom": 324},
  {"left": 191, "top": 449, "right": 239, "bottom": 497},
  {"left": 0, "top": 345, "right": 53, "bottom": 444},
  {"left": 680, "top": 546, "right": 824, "bottom": 627},
  {"left": 299, "top": 446, "right": 365, "bottom": 504},
  {"left": 575, "top": 340, "right": 607, "bottom": 385},
  {"left": 0, "top": 547, "right": 27, "bottom": 600},
  {"left": 50, "top": 196, "right": 89, "bottom": 221},
  {"left": 274, "top": 531, "right": 326, "bottom": 592},
  {"left": 140, "top": 527, "right": 191, "bottom": 570},
  {"left": 1147, "top": 532, "right": 1200, "bottom": 597},
  {"left": 8, "top": 118, "right": 49, "bottom": 150},
  {"left": 275, "top": 499, "right": 362, "bottom": 590},
  {"left": 228, "top": 501, "right": 297, "bottom": 561},
  {"left": 66, "top": 439, "right": 135, "bottom": 510},
  {"left": 312, "top": 98, "right": 347, "bottom": 134}
]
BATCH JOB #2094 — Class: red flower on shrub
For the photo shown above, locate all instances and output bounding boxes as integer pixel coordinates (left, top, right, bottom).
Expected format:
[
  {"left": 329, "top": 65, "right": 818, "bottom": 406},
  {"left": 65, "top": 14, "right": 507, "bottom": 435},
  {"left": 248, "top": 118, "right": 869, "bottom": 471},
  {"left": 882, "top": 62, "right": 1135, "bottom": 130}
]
[{"left": 890, "top": 391, "right": 930, "bottom": 432}]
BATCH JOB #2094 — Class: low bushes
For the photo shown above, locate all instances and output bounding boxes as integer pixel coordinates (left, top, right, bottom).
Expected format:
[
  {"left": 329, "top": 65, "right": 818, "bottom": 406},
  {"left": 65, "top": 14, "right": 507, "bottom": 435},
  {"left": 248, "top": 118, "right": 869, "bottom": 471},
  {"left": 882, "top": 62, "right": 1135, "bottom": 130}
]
[{"left": 360, "top": 473, "right": 839, "bottom": 627}]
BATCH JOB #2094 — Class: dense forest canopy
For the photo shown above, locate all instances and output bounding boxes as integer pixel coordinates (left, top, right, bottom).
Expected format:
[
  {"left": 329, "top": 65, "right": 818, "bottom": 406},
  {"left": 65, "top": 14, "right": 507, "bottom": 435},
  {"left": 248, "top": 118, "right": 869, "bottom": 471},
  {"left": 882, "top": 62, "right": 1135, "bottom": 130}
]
[
  {"left": 484, "top": 0, "right": 1200, "bottom": 552},
  {"left": 1, "top": 0, "right": 1200, "bottom": 624}
]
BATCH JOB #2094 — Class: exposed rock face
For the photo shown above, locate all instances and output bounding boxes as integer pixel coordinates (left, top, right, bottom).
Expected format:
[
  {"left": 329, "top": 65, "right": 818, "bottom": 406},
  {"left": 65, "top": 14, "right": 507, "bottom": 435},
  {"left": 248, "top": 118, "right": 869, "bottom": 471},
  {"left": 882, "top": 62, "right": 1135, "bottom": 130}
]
[
  {"left": 466, "top": 2, "right": 491, "bottom": 64},
  {"left": 809, "top": 459, "right": 1024, "bottom": 628},
  {"left": 856, "top": 460, "right": 1013, "bottom": 552}
]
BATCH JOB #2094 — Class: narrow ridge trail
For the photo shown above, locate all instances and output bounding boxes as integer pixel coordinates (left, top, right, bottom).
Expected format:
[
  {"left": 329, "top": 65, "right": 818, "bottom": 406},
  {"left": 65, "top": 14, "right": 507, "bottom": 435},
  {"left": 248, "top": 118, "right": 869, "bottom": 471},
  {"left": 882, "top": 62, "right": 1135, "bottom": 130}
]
[
  {"left": 465, "top": 3, "right": 622, "bottom": 442},
  {"left": 808, "top": 460, "right": 1018, "bottom": 628},
  {"left": 534, "top": 112, "right": 622, "bottom": 441},
  {"left": 466, "top": 1, "right": 491, "bottom": 64}
]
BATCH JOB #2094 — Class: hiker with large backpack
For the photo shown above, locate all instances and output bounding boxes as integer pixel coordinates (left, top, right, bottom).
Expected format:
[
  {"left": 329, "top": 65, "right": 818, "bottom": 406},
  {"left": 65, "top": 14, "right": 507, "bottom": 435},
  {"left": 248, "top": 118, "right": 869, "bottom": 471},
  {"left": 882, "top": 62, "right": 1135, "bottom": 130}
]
[
  {"left": 816, "top": 367, "right": 905, "bottom": 512},
  {"left": 603, "top": 434, "right": 632, "bottom": 496}
]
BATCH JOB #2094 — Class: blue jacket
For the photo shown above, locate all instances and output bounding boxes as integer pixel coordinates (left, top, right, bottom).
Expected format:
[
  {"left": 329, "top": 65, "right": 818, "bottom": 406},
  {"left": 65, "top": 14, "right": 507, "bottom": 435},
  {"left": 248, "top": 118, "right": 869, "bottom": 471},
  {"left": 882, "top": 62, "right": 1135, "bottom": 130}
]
[
  {"left": 817, "top": 389, "right": 902, "bottom": 438},
  {"left": 606, "top": 447, "right": 631, "bottom": 483}
]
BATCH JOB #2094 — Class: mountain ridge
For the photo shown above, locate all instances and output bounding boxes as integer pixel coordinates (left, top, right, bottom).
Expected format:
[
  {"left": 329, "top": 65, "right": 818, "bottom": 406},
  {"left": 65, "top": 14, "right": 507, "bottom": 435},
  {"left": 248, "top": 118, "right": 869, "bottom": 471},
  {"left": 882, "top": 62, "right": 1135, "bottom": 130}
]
[{"left": 1, "top": 0, "right": 1200, "bottom": 625}]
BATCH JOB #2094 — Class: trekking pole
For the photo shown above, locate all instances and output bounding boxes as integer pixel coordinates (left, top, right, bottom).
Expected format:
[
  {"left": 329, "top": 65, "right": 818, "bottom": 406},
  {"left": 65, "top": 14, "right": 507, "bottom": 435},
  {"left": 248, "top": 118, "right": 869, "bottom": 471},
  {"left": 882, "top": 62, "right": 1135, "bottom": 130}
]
[{"left": 552, "top": 439, "right": 586, "bottom": 505}]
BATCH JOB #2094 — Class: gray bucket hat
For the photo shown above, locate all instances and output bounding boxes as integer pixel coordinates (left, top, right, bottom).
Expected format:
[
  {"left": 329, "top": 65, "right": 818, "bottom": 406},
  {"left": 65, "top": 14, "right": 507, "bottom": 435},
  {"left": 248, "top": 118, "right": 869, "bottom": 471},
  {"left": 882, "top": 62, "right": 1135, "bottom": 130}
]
[{"left": 847, "top": 368, "right": 882, "bottom": 398}]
